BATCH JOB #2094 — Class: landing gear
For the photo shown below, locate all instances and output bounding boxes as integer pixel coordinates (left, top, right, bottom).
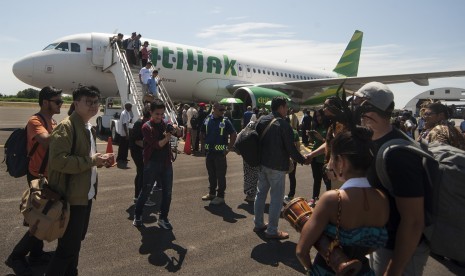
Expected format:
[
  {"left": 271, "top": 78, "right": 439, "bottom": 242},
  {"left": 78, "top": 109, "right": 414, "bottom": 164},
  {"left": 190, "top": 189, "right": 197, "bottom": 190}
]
[{"left": 111, "top": 122, "right": 120, "bottom": 144}]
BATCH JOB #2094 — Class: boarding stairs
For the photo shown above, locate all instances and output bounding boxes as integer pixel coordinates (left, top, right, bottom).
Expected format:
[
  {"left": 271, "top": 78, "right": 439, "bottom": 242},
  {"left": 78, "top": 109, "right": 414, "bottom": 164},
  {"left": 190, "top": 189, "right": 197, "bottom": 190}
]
[
  {"left": 102, "top": 42, "right": 178, "bottom": 125},
  {"left": 102, "top": 42, "right": 181, "bottom": 160}
]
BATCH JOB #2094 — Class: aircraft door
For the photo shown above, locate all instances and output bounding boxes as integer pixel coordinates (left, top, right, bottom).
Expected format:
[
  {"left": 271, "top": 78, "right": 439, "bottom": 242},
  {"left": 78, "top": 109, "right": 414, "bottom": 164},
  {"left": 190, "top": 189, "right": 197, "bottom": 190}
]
[{"left": 91, "top": 33, "right": 107, "bottom": 66}]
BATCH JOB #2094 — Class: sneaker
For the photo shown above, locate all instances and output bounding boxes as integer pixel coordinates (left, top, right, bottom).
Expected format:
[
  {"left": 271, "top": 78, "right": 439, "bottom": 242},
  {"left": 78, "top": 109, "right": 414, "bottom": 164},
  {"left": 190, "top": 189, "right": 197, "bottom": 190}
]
[
  {"left": 244, "top": 195, "right": 255, "bottom": 203},
  {"left": 27, "top": 251, "right": 53, "bottom": 266},
  {"left": 133, "top": 217, "right": 143, "bottom": 227},
  {"left": 308, "top": 198, "right": 316, "bottom": 207},
  {"left": 5, "top": 256, "right": 33, "bottom": 276},
  {"left": 210, "top": 197, "right": 225, "bottom": 205},
  {"left": 201, "top": 193, "right": 216, "bottom": 201},
  {"left": 145, "top": 199, "right": 156, "bottom": 207},
  {"left": 284, "top": 195, "right": 294, "bottom": 202},
  {"left": 158, "top": 218, "right": 173, "bottom": 230}
]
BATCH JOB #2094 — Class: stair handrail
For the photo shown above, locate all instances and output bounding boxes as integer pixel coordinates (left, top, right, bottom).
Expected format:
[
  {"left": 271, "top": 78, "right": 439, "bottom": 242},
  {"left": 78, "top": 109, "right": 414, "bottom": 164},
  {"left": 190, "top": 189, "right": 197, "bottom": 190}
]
[{"left": 108, "top": 42, "right": 144, "bottom": 118}]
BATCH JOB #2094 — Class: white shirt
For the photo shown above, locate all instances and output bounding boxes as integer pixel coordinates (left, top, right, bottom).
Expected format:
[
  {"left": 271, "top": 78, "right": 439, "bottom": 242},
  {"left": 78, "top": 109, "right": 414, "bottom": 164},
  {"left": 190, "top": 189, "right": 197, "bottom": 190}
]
[
  {"left": 119, "top": 109, "right": 132, "bottom": 137},
  {"left": 340, "top": 177, "right": 371, "bottom": 190},
  {"left": 87, "top": 123, "right": 97, "bottom": 200},
  {"left": 186, "top": 107, "right": 198, "bottom": 128},
  {"left": 139, "top": 67, "right": 152, "bottom": 84}
]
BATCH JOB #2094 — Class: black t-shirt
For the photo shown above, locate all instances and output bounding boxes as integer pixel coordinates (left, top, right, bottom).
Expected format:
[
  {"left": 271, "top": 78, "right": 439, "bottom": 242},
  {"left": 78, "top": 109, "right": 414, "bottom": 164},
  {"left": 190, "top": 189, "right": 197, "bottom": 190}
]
[
  {"left": 367, "top": 128, "right": 431, "bottom": 249},
  {"left": 129, "top": 118, "right": 144, "bottom": 149}
]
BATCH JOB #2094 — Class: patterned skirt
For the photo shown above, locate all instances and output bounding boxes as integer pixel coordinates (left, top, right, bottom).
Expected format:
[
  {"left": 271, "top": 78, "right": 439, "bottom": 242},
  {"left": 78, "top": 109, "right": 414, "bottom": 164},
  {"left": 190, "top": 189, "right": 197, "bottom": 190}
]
[{"left": 243, "top": 160, "right": 259, "bottom": 196}]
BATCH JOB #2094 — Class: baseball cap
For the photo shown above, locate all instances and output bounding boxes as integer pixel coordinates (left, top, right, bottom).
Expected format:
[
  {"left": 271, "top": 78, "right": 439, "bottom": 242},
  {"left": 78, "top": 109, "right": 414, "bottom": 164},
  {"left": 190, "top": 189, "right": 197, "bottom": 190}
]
[
  {"left": 354, "top": 82, "right": 394, "bottom": 112},
  {"left": 198, "top": 102, "right": 206, "bottom": 107}
]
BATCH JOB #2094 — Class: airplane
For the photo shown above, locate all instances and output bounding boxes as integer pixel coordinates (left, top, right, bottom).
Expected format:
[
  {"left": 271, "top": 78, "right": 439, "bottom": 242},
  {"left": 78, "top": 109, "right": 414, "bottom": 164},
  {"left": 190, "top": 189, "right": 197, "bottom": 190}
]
[{"left": 12, "top": 30, "right": 465, "bottom": 108}]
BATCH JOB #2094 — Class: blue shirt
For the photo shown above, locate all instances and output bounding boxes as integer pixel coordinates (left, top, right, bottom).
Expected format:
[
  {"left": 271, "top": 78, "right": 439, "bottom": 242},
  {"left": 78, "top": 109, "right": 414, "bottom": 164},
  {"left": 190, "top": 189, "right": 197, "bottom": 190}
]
[
  {"left": 147, "top": 78, "right": 158, "bottom": 96},
  {"left": 242, "top": 111, "right": 253, "bottom": 127}
]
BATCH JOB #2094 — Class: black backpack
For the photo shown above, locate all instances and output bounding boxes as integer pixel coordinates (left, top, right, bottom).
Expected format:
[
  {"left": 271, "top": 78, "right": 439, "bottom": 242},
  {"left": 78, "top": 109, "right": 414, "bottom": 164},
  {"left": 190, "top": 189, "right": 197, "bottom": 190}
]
[
  {"left": 190, "top": 115, "right": 199, "bottom": 128},
  {"left": 122, "top": 38, "right": 130, "bottom": 49},
  {"left": 3, "top": 113, "right": 48, "bottom": 178}
]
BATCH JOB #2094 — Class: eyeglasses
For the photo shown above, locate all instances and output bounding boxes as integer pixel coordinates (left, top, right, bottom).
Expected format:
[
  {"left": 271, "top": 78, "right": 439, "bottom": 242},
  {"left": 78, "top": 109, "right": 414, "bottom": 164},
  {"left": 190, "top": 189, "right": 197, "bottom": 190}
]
[
  {"left": 84, "top": 99, "right": 100, "bottom": 107},
  {"left": 47, "top": 99, "right": 64, "bottom": 105}
]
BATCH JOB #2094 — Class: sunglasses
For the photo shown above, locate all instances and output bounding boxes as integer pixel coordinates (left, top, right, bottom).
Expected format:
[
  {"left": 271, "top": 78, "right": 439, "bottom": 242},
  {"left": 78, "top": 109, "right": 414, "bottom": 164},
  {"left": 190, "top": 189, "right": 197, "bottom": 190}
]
[
  {"left": 47, "top": 99, "right": 64, "bottom": 105},
  {"left": 423, "top": 112, "right": 436, "bottom": 116}
]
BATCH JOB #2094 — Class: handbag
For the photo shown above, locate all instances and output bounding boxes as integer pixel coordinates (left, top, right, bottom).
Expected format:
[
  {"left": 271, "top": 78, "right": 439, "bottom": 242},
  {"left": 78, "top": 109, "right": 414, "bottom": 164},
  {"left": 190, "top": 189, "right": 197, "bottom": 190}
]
[
  {"left": 20, "top": 177, "right": 70, "bottom": 242},
  {"left": 19, "top": 125, "right": 75, "bottom": 242}
]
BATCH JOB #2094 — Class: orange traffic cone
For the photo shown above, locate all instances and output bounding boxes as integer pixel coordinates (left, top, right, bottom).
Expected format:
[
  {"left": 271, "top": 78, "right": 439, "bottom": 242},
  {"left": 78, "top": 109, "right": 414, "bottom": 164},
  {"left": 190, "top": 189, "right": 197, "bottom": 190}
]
[
  {"left": 184, "top": 132, "right": 192, "bottom": 155},
  {"left": 106, "top": 137, "right": 113, "bottom": 153},
  {"left": 106, "top": 137, "right": 116, "bottom": 166}
]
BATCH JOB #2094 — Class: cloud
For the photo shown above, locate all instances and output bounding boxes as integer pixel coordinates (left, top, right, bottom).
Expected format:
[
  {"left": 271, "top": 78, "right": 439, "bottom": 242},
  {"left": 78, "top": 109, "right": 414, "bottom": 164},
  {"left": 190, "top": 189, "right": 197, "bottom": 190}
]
[
  {"left": 209, "top": 6, "right": 222, "bottom": 14},
  {"left": 0, "top": 35, "right": 20, "bottom": 43},
  {"left": 197, "top": 22, "right": 287, "bottom": 38}
]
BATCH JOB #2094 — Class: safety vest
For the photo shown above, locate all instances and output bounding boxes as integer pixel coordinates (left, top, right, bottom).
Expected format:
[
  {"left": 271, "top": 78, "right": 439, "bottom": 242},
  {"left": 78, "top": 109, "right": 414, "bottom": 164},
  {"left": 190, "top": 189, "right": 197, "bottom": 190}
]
[{"left": 204, "top": 115, "right": 228, "bottom": 152}]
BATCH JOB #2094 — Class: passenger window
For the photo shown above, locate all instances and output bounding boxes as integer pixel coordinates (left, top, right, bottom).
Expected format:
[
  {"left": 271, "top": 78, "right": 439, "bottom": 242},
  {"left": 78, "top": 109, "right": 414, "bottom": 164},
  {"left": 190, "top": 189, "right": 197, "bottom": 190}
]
[
  {"left": 71, "top": 43, "right": 80, "bottom": 52},
  {"left": 55, "top": 42, "right": 69, "bottom": 52}
]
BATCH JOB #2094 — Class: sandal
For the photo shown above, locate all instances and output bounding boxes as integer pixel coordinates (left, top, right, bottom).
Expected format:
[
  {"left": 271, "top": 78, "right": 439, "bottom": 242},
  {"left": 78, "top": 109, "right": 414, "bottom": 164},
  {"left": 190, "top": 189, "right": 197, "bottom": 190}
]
[{"left": 265, "top": 231, "right": 289, "bottom": 240}]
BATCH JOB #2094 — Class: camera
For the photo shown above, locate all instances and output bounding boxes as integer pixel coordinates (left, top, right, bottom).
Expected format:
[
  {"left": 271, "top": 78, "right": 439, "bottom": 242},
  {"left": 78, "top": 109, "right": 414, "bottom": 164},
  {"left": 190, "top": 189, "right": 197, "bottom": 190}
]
[{"left": 166, "top": 123, "right": 176, "bottom": 134}]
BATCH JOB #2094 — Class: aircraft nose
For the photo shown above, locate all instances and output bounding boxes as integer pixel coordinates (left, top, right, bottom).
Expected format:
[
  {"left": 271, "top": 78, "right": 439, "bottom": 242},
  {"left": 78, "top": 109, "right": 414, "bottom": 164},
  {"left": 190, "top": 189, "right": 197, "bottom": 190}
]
[{"left": 12, "top": 57, "right": 33, "bottom": 84}]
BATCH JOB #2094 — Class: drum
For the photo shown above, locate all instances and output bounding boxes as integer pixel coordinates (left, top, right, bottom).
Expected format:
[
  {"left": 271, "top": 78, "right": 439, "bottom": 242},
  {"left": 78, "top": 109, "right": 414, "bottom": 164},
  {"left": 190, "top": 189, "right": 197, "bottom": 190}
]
[
  {"left": 282, "top": 197, "right": 313, "bottom": 232},
  {"left": 282, "top": 197, "right": 362, "bottom": 275}
]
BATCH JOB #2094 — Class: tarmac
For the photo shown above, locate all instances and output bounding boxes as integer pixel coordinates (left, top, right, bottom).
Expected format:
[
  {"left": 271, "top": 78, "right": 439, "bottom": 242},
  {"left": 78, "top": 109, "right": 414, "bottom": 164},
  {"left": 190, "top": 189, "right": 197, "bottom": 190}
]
[{"left": 0, "top": 105, "right": 463, "bottom": 275}]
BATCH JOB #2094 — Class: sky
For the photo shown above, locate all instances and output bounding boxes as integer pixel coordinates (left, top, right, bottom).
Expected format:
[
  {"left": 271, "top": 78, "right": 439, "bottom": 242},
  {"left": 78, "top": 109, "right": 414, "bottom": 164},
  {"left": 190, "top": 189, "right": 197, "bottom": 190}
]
[{"left": 1, "top": 0, "right": 464, "bottom": 108}]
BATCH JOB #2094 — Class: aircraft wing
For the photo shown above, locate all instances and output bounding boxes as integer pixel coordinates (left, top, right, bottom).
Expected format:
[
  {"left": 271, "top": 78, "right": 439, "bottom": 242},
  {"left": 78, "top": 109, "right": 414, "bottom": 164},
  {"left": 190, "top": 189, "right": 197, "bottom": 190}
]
[{"left": 229, "top": 69, "right": 465, "bottom": 100}]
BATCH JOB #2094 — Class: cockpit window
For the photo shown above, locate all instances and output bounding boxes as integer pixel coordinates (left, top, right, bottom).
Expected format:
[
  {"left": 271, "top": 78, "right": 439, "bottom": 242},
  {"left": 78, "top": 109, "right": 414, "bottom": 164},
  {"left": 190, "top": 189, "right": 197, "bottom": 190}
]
[
  {"left": 55, "top": 42, "right": 69, "bottom": 52},
  {"left": 71, "top": 43, "right": 80, "bottom": 52},
  {"left": 43, "top": 43, "right": 58, "bottom": 51}
]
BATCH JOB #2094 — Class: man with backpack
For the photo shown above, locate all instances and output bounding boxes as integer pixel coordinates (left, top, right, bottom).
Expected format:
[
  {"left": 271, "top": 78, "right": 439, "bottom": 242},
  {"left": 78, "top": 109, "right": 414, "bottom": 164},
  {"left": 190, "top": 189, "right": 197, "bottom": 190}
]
[
  {"left": 5, "top": 86, "right": 63, "bottom": 276},
  {"left": 354, "top": 82, "right": 430, "bottom": 275}
]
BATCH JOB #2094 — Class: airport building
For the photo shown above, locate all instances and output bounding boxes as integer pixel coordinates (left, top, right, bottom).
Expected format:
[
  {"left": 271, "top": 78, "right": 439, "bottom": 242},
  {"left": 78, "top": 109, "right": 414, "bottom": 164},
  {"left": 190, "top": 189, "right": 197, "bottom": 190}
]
[{"left": 404, "top": 87, "right": 465, "bottom": 117}]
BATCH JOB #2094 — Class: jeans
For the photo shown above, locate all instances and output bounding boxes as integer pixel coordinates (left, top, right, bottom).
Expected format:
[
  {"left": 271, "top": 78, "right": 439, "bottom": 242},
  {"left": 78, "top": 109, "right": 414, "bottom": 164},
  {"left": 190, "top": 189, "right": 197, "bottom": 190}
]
[
  {"left": 130, "top": 146, "right": 144, "bottom": 198},
  {"left": 135, "top": 161, "right": 173, "bottom": 220},
  {"left": 205, "top": 152, "right": 227, "bottom": 198},
  {"left": 254, "top": 165, "right": 286, "bottom": 235},
  {"left": 369, "top": 240, "right": 429, "bottom": 275},
  {"left": 46, "top": 200, "right": 92, "bottom": 276}
]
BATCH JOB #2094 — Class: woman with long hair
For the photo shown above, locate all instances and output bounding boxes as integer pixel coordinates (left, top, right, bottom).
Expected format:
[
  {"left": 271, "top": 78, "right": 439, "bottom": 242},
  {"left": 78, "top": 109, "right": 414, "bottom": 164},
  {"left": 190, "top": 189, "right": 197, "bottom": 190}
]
[{"left": 296, "top": 126, "right": 389, "bottom": 275}]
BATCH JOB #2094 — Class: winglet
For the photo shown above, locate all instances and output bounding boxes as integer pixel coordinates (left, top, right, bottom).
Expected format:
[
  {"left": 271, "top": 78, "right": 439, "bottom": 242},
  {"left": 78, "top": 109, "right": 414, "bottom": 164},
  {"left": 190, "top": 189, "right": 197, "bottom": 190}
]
[{"left": 332, "top": 30, "right": 363, "bottom": 77}]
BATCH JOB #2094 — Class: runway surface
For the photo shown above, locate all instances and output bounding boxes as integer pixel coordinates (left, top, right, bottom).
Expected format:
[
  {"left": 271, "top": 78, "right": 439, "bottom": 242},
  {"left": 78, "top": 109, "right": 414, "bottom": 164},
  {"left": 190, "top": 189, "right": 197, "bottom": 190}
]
[{"left": 0, "top": 105, "right": 463, "bottom": 275}]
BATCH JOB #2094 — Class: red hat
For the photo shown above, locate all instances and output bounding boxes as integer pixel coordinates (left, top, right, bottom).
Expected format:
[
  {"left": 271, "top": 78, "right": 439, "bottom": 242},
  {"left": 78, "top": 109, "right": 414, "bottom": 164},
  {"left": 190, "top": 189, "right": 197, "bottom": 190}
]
[{"left": 198, "top": 102, "right": 206, "bottom": 107}]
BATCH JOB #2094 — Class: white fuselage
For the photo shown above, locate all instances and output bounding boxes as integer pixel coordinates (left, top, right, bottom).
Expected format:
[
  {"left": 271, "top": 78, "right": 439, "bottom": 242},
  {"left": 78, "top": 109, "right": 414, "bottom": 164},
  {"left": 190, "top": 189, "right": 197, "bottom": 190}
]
[{"left": 13, "top": 32, "right": 337, "bottom": 103}]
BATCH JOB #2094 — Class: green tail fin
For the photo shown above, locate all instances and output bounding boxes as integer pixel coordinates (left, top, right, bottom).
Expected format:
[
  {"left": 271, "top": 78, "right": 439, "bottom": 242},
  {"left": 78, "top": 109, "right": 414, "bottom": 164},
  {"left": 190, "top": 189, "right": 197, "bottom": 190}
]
[{"left": 332, "top": 30, "right": 363, "bottom": 77}]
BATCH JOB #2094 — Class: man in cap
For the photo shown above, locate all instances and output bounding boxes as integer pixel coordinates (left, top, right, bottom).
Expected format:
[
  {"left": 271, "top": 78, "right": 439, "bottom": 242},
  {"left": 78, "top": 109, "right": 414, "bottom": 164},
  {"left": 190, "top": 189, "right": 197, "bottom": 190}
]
[
  {"left": 116, "top": 102, "right": 133, "bottom": 168},
  {"left": 354, "top": 82, "right": 429, "bottom": 275}
]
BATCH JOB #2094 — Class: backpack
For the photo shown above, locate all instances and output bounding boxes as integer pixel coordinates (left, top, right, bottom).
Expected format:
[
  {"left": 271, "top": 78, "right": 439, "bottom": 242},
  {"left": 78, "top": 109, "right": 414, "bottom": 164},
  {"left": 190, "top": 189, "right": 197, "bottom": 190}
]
[
  {"left": 233, "top": 118, "right": 277, "bottom": 167},
  {"left": 233, "top": 121, "right": 260, "bottom": 166},
  {"left": 122, "top": 38, "right": 130, "bottom": 49},
  {"left": 190, "top": 114, "right": 198, "bottom": 128},
  {"left": 3, "top": 113, "right": 47, "bottom": 178},
  {"left": 376, "top": 133, "right": 465, "bottom": 262}
]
